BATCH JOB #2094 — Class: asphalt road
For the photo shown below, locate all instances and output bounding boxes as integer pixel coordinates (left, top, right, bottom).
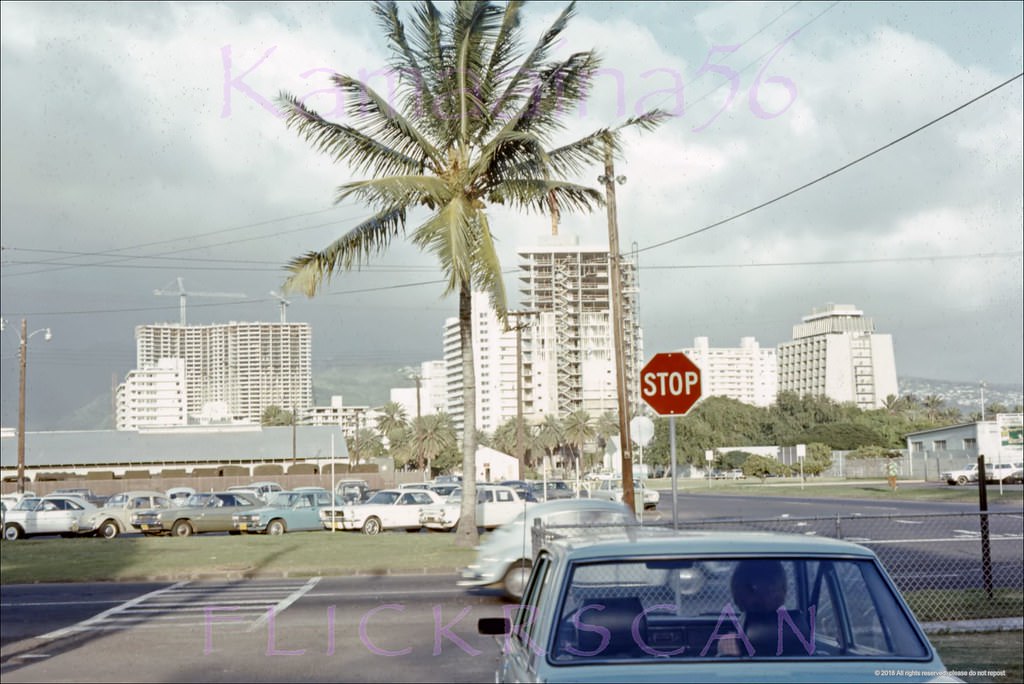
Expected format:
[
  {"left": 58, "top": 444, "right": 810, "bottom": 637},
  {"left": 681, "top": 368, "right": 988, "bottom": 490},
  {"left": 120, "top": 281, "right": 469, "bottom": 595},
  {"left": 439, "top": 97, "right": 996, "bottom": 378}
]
[{"left": 1, "top": 576, "right": 510, "bottom": 683}]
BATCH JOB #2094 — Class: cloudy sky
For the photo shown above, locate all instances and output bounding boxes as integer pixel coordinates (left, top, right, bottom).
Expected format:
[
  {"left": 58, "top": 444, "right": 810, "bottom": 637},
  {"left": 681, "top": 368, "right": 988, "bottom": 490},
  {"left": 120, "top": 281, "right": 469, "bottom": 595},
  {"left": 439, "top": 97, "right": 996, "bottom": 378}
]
[{"left": 1, "top": 1, "right": 1022, "bottom": 429}]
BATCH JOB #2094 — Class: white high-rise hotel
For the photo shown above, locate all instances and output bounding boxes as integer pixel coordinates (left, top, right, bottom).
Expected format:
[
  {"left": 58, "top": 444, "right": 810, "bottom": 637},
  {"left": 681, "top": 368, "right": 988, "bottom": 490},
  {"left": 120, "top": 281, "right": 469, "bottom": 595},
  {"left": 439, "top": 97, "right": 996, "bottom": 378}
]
[
  {"left": 444, "top": 235, "right": 641, "bottom": 433},
  {"left": 777, "top": 304, "right": 898, "bottom": 410},
  {"left": 681, "top": 337, "right": 778, "bottom": 408},
  {"left": 117, "top": 322, "right": 312, "bottom": 430}
]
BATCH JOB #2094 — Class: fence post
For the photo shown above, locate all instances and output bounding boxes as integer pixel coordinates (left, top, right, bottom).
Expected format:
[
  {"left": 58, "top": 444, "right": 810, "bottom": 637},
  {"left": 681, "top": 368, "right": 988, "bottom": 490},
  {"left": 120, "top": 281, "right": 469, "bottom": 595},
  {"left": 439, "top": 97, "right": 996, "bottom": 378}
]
[
  {"left": 835, "top": 513, "right": 842, "bottom": 540},
  {"left": 977, "top": 454, "right": 994, "bottom": 600}
]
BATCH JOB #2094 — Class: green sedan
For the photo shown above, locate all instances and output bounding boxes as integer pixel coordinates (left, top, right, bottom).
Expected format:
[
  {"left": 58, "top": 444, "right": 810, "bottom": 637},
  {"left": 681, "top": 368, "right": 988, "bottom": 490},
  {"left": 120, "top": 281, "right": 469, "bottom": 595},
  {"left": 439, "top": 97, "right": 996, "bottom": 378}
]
[{"left": 131, "top": 492, "right": 261, "bottom": 537}]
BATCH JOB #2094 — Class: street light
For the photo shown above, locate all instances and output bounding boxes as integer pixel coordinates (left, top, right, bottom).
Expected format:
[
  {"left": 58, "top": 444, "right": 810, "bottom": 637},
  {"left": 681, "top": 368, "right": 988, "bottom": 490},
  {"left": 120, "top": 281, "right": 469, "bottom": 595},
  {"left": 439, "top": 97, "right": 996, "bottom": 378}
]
[{"left": 4, "top": 319, "right": 52, "bottom": 494}]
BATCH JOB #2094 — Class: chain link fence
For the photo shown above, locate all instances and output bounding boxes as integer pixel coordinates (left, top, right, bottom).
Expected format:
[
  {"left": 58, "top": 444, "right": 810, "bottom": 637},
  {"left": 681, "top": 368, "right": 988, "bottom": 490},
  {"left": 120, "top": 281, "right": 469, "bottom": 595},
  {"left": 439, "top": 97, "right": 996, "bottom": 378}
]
[{"left": 532, "top": 511, "right": 1023, "bottom": 624}]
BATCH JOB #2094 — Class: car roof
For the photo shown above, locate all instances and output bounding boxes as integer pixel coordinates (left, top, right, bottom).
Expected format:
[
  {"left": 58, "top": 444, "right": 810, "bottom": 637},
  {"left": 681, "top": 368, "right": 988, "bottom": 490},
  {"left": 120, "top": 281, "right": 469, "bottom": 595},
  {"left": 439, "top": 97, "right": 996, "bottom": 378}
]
[{"left": 541, "top": 528, "right": 878, "bottom": 562}]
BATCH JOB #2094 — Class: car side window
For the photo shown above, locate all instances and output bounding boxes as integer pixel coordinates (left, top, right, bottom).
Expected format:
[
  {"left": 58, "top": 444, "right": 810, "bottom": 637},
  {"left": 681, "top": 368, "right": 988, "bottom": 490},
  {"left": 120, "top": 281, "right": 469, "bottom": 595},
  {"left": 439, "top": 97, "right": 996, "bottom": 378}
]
[
  {"left": 399, "top": 493, "right": 416, "bottom": 505},
  {"left": 496, "top": 490, "right": 513, "bottom": 502},
  {"left": 514, "top": 554, "right": 552, "bottom": 654}
]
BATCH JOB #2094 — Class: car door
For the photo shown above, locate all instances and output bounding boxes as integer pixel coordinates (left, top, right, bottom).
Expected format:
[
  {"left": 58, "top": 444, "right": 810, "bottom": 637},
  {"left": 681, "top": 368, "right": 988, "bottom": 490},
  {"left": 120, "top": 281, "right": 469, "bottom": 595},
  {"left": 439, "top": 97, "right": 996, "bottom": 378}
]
[
  {"left": 292, "top": 493, "right": 320, "bottom": 530},
  {"left": 501, "top": 552, "right": 556, "bottom": 682},
  {"left": 36, "top": 498, "right": 83, "bottom": 534},
  {"left": 393, "top": 492, "right": 431, "bottom": 528}
]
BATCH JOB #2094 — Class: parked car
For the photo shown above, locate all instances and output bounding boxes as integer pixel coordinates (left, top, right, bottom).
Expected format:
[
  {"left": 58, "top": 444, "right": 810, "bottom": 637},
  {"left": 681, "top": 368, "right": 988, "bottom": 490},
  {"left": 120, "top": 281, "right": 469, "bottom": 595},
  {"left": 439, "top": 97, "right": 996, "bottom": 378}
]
[
  {"left": 530, "top": 479, "right": 574, "bottom": 501},
  {"left": 131, "top": 491, "right": 261, "bottom": 537},
  {"left": 479, "top": 529, "right": 954, "bottom": 682},
  {"left": 941, "top": 464, "right": 979, "bottom": 485},
  {"left": 419, "top": 484, "right": 530, "bottom": 532},
  {"left": 589, "top": 478, "right": 660, "bottom": 510},
  {"left": 428, "top": 482, "right": 461, "bottom": 498},
  {"left": 84, "top": 490, "right": 175, "bottom": 539},
  {"left": 232, "top": 490, "right": 334, "bottom": 535},
  {"left": 3, "top": 494, "right": 99, "bottom": 540},
  {"left": 334, "top": 479, "right": 371, "bottom": 504},
  {"left": 50, "top": 487, "right": 107, "bottom": 507},
  {"left": 320, "top": 488, "right": 443, "bottom": 535},
  {"left": 458, "top": 499, "right": 635, "bottom": 601},
  {"left": 985, "top": 461, "right": 1024, "bottom": 483},
  {"left": 165, "top": 487, "right": 196, "bottom": 506},
  {"left": 227, "top": 481, "right": 283, "bottom": 503},
  {"left": 941, "top": 462, "right": 1023, "bottom": 485},
  {"left": 500, "top": 480, "right": 540, "bottom": 502}
]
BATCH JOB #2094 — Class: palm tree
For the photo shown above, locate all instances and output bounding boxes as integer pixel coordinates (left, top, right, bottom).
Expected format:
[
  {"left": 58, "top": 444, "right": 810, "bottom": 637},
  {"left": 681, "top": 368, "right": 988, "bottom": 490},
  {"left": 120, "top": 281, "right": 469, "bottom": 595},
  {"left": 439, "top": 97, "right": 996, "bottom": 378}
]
[
  {"left": 536, "top": 414, "right": 564, "bottom": 477},
  {"left": 562, "top": 409, "right": 594, "bottom": 489},
  {"left": 375, "top": 401, "right": 409, "bottom": 444},
  {"left": 410, "top": 413, "right": 457, "bottom": 479},
  {"left": 275, "top": 1, "right": 666, "bottom": 545},
  {"left": 594, "top": 410, "right": 619, "bottom": 470}
]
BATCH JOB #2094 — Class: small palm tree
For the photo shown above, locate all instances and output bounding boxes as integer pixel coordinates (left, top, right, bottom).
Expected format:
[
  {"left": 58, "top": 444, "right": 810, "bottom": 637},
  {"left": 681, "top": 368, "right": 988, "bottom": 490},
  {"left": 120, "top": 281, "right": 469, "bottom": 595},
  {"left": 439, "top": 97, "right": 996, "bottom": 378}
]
[
  {"left": 536, "top": 414, "right": 565, "bottom": 476},
  {"left": 562, "top": 409, "right": 595, "bottom": 479},
  {"left": 275, "top": 1, "right": 666, "bottom": 545},
  {"left": 410, "top": 413, "right": 457, "bottom": 479}
]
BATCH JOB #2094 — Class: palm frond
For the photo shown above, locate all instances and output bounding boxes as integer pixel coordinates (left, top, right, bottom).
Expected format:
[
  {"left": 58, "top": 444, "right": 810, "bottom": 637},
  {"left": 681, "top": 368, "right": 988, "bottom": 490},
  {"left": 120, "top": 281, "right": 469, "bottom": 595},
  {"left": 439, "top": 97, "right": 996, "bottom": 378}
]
[
  {"left": 277, "top": 92, "right": 425, "bottom": 178},
  {"left": 334, "top": 175, "right": 451, "bottom": 209},
  {"left": 493, "top": 178, "right": 603, "bottom": 214},
  {"left": 281, "top": 206, "right": 406, "bottom": 296},
  {"left": 488, "top": 2, "right": 577, "bottom": 130},
  {"left": 329, "top": 75, "right": 442, "bottom": 171},
  {"left": 471, "top": 210, "right": 508, "bottom": 321},
  {"left": 410, "top": 195, "right": 476, "bottom": 293}
]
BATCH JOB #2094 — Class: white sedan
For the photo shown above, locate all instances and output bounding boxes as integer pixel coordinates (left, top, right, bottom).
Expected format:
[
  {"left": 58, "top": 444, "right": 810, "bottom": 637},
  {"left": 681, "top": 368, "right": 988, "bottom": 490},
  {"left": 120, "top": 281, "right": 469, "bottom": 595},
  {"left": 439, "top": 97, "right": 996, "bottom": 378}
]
[
  {"left": 3, "top": 495, "right": 99, "bottom": 540},
  {"left": 320, "top": 488, "right": 444, "bottom": 535},
  {"left": 419, "top": 485, "right": 531, "bottom": 531}
]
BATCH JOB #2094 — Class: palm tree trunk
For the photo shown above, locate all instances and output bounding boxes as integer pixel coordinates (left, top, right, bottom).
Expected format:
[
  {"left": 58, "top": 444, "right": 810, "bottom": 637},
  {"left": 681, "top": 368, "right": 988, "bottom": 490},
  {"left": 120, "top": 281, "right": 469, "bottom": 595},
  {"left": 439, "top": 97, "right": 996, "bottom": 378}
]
[{"left": 454, "top": 283, "right": 479, "bottom": 546}]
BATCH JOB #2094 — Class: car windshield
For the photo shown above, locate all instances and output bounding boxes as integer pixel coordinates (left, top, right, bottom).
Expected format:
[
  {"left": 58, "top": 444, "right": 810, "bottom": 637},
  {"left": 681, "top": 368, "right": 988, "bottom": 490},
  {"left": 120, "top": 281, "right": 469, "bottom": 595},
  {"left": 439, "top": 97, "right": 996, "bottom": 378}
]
[
  {"left": 445, "top": 489, "right": 463, "bottom": 504},
  {"left": 14, "top": 498, "right": 40, "bottom": 511},
  {"left": 547, "top": 557, "right": 929, "bottom": 664},
  {"left": 365, "top": 491, "right": 400, "bottom": 505}
]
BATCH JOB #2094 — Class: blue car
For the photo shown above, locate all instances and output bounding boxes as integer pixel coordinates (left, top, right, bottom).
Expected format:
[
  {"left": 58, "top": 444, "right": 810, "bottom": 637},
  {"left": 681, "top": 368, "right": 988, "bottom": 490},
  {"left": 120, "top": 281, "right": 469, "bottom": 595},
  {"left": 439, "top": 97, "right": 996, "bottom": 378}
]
[
  {"left": 480, "top": 529, "right": 958, "bottom": 682},
  {"left": 232, "top": 489, "right": 335, "bottom": 535}
]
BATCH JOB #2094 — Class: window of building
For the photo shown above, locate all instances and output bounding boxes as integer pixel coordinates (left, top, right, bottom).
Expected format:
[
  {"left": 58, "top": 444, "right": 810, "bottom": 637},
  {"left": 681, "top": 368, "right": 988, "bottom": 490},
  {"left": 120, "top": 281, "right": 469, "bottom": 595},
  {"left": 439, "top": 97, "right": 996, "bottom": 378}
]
[
  {"left": 933, "top": 440, "right": 947, "bottom": 451},
  {"left": 963, "top": 438, "right": 977, "bottom": 450}
]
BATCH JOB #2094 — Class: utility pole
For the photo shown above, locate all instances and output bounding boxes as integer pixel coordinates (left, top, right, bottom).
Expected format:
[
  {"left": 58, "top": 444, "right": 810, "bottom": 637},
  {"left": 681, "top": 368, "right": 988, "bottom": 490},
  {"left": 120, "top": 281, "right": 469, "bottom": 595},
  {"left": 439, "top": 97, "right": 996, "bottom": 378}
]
[
  {"left": 599, "top": 136, "right": 635, "bottom": 510},
  {"left": 18, "top": 319, "right": 27, "bottom": 494},
  {"left": 12, "top": 319, "right": 52, "bottom": 494}
]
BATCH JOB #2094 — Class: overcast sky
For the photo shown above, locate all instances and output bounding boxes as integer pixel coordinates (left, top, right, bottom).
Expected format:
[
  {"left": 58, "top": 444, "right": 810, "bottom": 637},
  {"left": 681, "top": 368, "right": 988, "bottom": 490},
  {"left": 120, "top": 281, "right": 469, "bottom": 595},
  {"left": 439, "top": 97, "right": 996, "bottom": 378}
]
[{"left": 2, "top": 1, "right": 1022, "bottom": 429}]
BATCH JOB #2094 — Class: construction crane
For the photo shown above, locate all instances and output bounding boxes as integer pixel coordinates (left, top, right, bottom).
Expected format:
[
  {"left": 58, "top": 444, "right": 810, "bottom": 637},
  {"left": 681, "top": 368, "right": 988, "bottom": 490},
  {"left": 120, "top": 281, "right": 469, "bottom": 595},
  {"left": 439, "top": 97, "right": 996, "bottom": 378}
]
[
  {"left": 269, "top": 290, "right": 291, "bottom": 323},
  {"left": 153, "top": 277, "right": 246, "bottom": 325}
]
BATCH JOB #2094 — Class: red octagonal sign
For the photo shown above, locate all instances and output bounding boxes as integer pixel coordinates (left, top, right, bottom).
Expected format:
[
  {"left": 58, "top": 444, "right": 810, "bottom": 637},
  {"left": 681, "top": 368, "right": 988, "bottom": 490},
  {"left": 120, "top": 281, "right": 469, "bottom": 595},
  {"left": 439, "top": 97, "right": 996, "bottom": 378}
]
[{"left": 640, "top": 352, "right": 702, "bottom": 416}]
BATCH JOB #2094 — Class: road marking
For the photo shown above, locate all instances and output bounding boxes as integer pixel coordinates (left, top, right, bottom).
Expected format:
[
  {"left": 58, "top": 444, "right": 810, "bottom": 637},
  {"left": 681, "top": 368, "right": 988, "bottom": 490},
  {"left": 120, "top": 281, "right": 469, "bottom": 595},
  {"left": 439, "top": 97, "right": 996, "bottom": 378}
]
[
  {"left": 40, "top": 581, "right": 189, "bottom": 640},
  {"left": 248, "top": 576, "right": 321, "bottom": 631}
]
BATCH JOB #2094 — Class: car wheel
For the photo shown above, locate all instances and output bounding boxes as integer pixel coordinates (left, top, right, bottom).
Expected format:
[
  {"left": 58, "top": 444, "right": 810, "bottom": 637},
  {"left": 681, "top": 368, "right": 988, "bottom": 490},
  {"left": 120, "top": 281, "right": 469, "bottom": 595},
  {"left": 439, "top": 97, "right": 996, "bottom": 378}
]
[
  {"left": 4, "top": 524, "right": 23, "bottom": 541},
  {"left": 957, "top": 475, "right": 968, "bottom": 485},
  {"left": 362, "top": 517, "right": 382, "bottom": 535},
  {"left": 172, "top": 520, "right": 194, "bottom": 537},
  {"left": 267, "top": 519, "right": 286, "bottom": 536},
  {"left": 502, "top": 559, "right": 532, "bottom": 601},
  {"left": 98, "top": 520, "right": 120, "bottom": 539}
]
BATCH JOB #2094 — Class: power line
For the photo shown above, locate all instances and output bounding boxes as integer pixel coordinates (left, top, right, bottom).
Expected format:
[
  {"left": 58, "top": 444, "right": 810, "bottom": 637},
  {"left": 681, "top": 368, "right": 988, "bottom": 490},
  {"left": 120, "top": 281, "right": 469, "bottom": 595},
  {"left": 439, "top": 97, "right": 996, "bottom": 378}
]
[
  {"left": 643, "top": 251, "right": 1023, "bottom": 270},
  {"left": 637, "top": 71, "right": 1024, "bottom": 255}
]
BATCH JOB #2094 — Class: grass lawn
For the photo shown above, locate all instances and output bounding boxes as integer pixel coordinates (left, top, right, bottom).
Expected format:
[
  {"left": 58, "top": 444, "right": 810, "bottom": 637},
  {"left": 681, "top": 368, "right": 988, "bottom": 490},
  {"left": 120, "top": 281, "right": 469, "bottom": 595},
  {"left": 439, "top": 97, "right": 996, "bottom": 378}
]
[
  {"left": 0, "top": 531, "right": 477, "bottom": 584},
  {"left": 931, "top": 631, "right": 1024, "bottom": 683},
  {"left": 906, "top": 589, "right": 1024, "bottom": 622}
]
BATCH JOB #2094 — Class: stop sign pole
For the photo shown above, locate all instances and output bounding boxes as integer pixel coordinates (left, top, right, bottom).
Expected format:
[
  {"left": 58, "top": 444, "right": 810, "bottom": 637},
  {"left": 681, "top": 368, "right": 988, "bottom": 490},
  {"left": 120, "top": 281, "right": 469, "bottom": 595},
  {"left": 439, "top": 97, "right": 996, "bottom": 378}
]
[{"left": 640, "top": 352, "right": 703, "bottom": 530}]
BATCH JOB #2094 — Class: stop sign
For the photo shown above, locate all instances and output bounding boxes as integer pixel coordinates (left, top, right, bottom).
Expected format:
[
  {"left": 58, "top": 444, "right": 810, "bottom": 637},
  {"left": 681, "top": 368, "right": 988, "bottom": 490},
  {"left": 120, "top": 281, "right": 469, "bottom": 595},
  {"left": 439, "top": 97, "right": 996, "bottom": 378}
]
[{"left": 640, "top": 352, "right": 702, "bottom": 416}]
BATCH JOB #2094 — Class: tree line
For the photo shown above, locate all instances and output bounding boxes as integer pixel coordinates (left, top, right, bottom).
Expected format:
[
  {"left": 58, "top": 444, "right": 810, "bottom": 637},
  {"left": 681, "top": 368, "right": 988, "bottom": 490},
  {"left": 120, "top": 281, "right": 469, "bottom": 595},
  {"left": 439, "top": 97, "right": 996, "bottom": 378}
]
[{"left": 263, "top": 391, "right": 1020, "bottom": 480}]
